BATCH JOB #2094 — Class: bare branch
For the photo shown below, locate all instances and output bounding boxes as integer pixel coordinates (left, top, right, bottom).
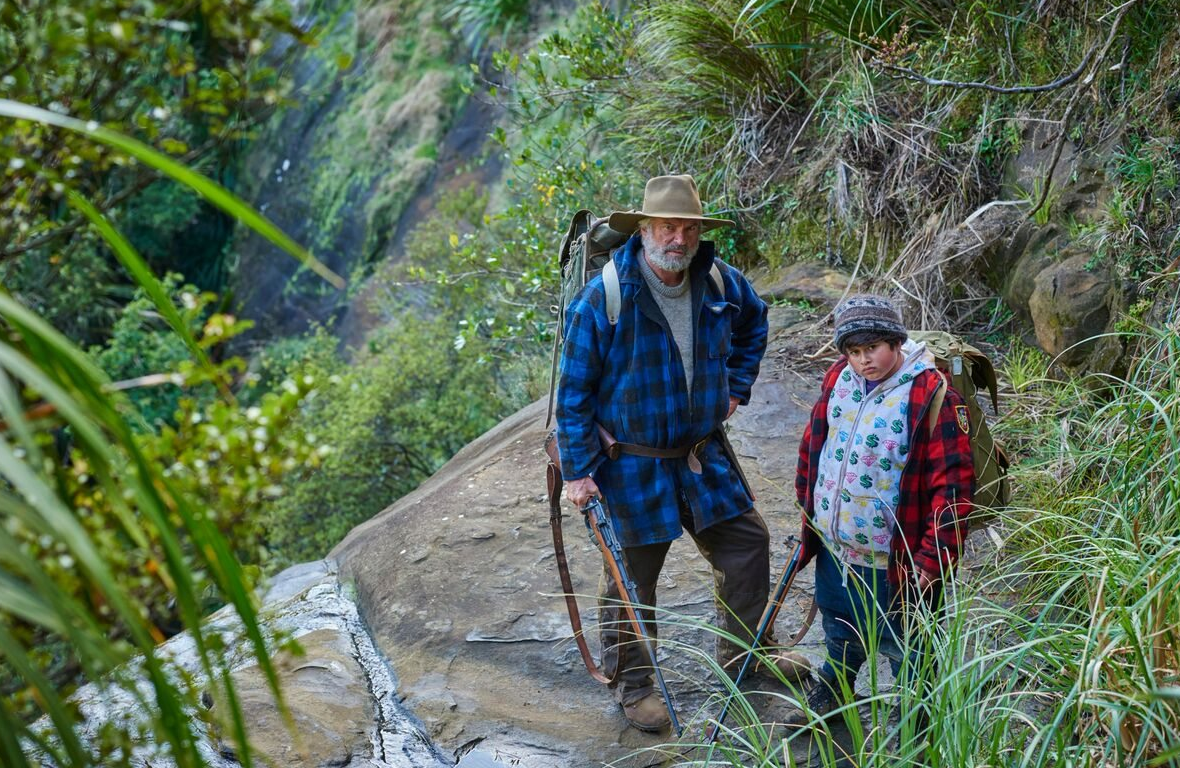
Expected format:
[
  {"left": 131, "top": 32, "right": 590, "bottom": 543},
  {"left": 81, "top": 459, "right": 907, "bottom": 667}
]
[{"left": 871, "top": 50, "right": 1093, "bottom": 95}]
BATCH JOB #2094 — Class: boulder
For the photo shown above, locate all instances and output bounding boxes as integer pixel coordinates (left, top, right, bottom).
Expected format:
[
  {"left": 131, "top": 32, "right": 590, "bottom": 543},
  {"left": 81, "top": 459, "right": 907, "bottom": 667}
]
[
  {"left": 755, "top": 260, "right": 851, "bottom": 309},
  {"left": 999, "top": 223, "right": 1063, "bottom": 315},
  {"left": 51, "top": 561, "right": 456, "bottom": 768},
  {"left": 209, "top": 628, "right": 375, "bottom": 767},
  {"left": 1028, "top": 253, "right": 1119, "bottom": 369},
  {"left": 1002, "top": 122, "right": 1115, "bottom": 223}
]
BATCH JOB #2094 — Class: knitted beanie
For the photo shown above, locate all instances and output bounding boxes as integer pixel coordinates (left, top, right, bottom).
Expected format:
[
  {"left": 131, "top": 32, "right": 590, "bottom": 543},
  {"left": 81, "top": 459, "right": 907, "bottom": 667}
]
[{"left": 833, "top": 294, "right": 907, "bottom": 350}]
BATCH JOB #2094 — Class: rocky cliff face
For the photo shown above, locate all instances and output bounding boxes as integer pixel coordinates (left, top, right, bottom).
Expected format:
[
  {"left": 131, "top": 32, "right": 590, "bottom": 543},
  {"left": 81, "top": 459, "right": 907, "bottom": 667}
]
[
  {"left": 226, "top": 0, "right": 502, "bottom": 350},
  {"left": 988, "top": 124, "right": 1134, "bottom": 375}
]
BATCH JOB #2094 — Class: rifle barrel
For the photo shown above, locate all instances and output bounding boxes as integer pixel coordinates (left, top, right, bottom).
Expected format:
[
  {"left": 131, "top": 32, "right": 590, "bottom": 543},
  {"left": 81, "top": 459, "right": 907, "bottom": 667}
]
[{"left": 584, "top": 498, "right": 683, "bottom": 736}]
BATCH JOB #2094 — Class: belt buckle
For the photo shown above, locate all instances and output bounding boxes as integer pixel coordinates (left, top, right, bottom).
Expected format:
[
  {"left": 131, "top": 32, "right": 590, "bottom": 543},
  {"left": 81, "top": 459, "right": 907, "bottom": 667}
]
[{"left": 691, "top": 437, "right": 709, "bottom": 457}]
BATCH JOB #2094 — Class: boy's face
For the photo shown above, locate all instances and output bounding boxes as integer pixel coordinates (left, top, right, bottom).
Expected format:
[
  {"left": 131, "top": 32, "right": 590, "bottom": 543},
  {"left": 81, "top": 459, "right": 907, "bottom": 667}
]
[{"left": 845, "top": 340, "right": 904, "bottom": 382}]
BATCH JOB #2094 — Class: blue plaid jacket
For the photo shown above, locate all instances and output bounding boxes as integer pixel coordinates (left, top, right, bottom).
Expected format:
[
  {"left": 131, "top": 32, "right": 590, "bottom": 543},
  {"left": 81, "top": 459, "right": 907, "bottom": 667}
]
[{"left": 556, "top": 234, "right": 769, "bottom": 547}]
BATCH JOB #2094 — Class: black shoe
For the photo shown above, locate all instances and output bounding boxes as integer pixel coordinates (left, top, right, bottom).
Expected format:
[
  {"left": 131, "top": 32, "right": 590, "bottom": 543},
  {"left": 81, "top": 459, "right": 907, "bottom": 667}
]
[{"left": 783, "top": 677, "right": 840, "bottom": 728}]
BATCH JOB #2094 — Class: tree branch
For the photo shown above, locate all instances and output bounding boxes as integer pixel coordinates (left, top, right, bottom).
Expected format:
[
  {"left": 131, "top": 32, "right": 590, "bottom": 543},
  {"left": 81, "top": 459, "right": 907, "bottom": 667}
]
[{"left": 872, "top": 49, "right": 1093, "bottom": 95}]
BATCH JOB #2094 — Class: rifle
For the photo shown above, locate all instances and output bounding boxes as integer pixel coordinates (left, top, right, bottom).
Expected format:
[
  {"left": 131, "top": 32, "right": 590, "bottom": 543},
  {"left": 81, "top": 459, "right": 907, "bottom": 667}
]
[
  {"left": 705, "top": 535, "right": 807, "bottom": 747},
  {"left": 583, "top": 497, "right": 683, "bottom": 736}
]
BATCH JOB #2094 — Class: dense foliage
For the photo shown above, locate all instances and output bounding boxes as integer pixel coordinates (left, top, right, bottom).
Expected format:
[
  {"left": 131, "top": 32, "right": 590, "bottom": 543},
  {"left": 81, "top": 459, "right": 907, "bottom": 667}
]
[
  {"left": 1, "top": 4, "right": 333, "bottom": 757},
  {"left": 0, "top": 165, "right": 293, "bottom": 768},
  {"left": 0, "top": 0, "right": 309, "bottom": 341},
  {"left": 489, "top": 0, "right": 1178, "bottom": 318}
]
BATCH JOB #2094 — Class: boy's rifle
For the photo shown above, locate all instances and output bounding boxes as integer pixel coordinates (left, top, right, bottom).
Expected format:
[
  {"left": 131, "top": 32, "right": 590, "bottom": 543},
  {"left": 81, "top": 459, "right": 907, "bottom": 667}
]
[
  {"left": 705, "top": 535, "right": 808, "bottom": 747},
  {"left": 583, "top": 497, "right": 683, "bottom": 736}
]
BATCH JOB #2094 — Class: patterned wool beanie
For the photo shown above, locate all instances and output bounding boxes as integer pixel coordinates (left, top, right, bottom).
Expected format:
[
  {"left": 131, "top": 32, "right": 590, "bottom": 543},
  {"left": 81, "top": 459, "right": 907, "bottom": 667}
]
[{"left": 832, "top": 294, "right": 907, "bottom": 350}]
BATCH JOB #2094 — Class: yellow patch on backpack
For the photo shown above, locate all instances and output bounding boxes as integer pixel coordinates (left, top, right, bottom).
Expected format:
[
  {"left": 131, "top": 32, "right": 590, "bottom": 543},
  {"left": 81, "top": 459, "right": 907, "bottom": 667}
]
[{"left": 955, "top": 405, "right": 970, "bottom": 435}]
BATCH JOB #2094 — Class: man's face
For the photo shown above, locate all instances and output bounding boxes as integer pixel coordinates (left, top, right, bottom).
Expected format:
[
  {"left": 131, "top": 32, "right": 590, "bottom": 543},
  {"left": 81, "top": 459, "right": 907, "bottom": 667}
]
[
  {"left": 640, "top": 217, "right": 701, "bottom": 273},
  {"left": 845, "top": 340, "right": 904, "bottom": 383}
]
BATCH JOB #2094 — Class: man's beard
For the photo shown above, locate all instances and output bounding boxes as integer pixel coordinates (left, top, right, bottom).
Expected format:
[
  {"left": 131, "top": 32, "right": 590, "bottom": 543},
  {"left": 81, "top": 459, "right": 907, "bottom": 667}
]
[{"left": 641, "top": 231, "right": 697, "bottom": 273}]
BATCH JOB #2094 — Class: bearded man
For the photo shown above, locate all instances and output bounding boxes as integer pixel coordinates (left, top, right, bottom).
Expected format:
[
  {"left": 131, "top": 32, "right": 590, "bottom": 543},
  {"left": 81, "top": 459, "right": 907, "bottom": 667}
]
[{"left": 556, "top": 174, "right": 807, "bottom": 732}]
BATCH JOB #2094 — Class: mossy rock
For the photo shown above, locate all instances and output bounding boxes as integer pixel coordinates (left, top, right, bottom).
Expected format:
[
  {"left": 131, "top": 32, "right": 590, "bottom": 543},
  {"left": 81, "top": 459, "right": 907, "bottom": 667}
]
[{"left": 1027, "top": 252, "right": 1124, "bottom": 372}]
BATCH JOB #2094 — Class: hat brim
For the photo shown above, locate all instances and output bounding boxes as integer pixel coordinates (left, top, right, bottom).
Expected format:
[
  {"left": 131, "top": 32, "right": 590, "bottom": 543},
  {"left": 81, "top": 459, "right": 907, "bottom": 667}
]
[{"left": 607, "top": 210, "right": 735, "bottom": 234}]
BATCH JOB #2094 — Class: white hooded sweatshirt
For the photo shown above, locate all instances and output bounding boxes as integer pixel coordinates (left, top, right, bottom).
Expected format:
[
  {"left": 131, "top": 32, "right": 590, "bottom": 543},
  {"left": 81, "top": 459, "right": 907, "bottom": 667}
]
[{"left": 811, "top": 339, "right": 937, "bottom": 569}]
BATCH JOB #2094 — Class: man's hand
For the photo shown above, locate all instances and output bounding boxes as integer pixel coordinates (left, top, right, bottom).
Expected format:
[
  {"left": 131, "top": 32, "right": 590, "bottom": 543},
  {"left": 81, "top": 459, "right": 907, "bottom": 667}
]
[
  {"left": 565, "top": 476, "right": 600, "bottom": 509},
  {"left": 726, "top": 396, "right": 740, "bottom": 419},
  {"left": 916, "top": 569, "right": 940, "bottom": 596}
]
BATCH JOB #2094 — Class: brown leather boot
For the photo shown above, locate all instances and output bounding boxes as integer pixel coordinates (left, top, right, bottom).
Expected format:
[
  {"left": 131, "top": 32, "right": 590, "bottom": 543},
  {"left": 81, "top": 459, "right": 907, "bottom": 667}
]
[
  {"left": 722, "top": 646, "right": 812, "bottom": 683},
  {"left": 758, "top": 649, "right": 812, "bottom": 683},
  {"left": 622, "top": 693, "right": 671, "bottom": 732}
]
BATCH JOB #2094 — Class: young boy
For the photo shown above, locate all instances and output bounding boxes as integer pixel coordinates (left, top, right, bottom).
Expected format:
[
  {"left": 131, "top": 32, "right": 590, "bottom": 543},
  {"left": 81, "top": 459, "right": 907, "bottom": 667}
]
[{"left": 789, "top": 294, "right": 975, "bottom": 725}]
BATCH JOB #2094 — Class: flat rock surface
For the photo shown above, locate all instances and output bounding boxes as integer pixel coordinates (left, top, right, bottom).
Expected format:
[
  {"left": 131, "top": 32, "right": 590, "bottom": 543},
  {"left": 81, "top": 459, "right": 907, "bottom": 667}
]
[
  {"left": 57, "top": 561, "right": 452, "bottom": 768},
  {"left": 331, "top": 304, "right": 849, "bottom": 766}
]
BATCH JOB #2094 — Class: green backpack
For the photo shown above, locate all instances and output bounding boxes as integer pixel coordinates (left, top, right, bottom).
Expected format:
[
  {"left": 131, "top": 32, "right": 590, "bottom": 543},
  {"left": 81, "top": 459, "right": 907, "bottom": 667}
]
[
  {"left": 544, "top": 210, "right": 626, "bottom": 427},
  {"left": 910, "top": 330, "right": 1011, "bottom": 527}
]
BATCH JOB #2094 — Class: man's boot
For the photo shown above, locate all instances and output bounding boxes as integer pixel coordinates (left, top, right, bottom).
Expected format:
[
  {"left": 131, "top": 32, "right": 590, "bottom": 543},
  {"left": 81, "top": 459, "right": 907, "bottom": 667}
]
[
  {"left": 757, "top": 647, "right": 812, "bottom": 683},
  {"left": 721, "top": 638, "right": 812, "bottom": 684},
  {"left": 621, "top": 692, "right": 671, "bottom": 732}
]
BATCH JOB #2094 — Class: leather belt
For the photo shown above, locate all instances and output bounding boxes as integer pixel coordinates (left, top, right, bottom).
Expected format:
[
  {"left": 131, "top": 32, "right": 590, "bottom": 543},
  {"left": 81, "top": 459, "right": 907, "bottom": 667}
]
[{"left": 596, "top": 424, "right": 710, "bottom": 474}]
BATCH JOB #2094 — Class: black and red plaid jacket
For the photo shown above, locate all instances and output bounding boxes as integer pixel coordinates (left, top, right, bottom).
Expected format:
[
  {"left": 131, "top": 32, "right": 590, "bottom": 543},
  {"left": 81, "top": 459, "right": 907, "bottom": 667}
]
[{"left": 795, "top": 358, "right": 976, "bottom": 588}]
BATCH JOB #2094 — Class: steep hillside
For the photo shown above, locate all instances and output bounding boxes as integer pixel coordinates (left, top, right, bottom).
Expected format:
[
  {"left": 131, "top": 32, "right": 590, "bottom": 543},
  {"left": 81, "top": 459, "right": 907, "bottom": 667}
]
[{"left": 226, "top": 0, "right": 499, "bottom": 346}]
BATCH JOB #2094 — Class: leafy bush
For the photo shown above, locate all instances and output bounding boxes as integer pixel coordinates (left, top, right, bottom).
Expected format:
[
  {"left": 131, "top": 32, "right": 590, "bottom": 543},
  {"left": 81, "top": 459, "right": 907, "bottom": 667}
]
[
  {"left": 0, "top": 0, "right": 311, "bottom": 344},
  {"left": 0, "top": 97, "right": 340, "bottom": 766},
  {"left": 259, "top": 317, "right": 520, "bottom": 566},
  {"left": 0, "top": 293, "right": 274, "bottom": 766},
  {"left": 1, "top": 236, "right": 124, "bottom": 346},
  {"left": 89, "top": 276, "right": 226, "bottom": 430}
]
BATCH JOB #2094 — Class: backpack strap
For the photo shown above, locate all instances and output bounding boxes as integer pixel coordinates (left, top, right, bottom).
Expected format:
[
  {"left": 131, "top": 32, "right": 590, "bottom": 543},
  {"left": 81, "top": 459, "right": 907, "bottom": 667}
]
[
  {"left": 708, "top": 262, "right": 724, "bottom": 298},
  {"left": 603, "top": 259, "right": 621, "bottom": 325},
  {"left": 928, "top": 369, "right": 948, "bottom": 437},
  {"left": 602, "top": 260, "right": 725, "bottom": 326}
]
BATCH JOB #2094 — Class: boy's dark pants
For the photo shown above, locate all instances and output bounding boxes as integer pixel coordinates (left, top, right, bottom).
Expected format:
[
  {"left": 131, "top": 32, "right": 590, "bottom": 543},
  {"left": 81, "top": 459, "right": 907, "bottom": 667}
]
[
  {"left": 599, "top": 507, "right": 770, "bottom": 706},
  {"left": 814, "top": 546, "right": 942, "bottom": 694}
]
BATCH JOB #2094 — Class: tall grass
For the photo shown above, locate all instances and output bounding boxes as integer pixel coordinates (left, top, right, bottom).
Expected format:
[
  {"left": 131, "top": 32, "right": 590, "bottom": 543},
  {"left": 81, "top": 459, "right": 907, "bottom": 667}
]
[
  {"left": 620, "top": 0, "right": 962, "bottom": 206},
  {"left": 622, "top": 324, "right": 1180, "bottom": 767},
  {"left": 0, "top": 99, "right": 341, "bottom": 766}
]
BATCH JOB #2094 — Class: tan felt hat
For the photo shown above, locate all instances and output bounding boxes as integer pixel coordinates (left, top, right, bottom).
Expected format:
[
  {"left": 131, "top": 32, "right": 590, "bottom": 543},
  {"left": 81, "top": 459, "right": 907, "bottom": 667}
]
[{"left": 607, "top": 174, "right": 735, "bottom": 234}]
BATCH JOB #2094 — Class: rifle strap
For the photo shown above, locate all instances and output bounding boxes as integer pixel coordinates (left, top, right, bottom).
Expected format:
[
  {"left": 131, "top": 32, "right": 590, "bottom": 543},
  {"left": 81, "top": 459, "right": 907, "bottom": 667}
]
[
  {"left": 546, "top": 459, "right": 613, "bottom": 685},
  {"left": 787, "top": 596, "right": 819, "bottom": 648},
  {"left": 927, "top": 369, "right": 948, "bottom": 437},
  {"left": 762, "top": 549, "right": 819, "bottom": 649}
]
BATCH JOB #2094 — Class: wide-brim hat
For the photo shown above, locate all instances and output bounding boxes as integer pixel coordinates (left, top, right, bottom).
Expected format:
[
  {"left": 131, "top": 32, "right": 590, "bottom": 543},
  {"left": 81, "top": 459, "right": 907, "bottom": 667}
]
[{"left": 607, "top": 174, "right": 735, "bottom": 234}]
